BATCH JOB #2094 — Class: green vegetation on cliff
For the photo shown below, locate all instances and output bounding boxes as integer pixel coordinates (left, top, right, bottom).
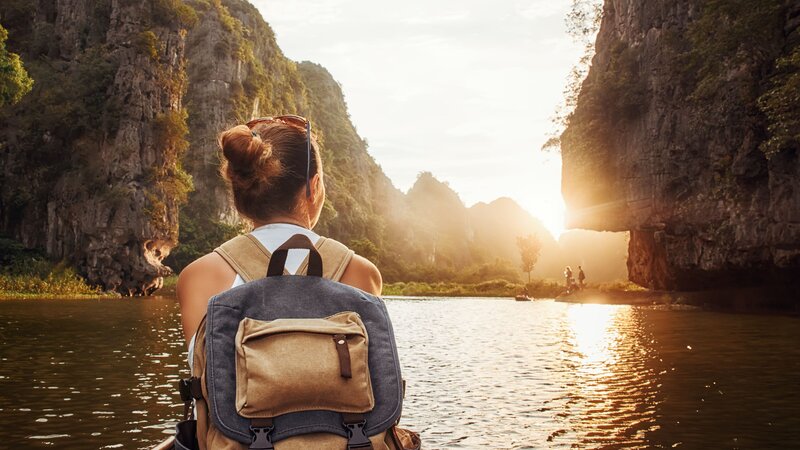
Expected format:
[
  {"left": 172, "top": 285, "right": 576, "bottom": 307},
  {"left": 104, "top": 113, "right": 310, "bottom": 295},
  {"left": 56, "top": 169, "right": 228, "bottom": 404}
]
[
  {"left": 0, "top": 24, "right": 32, "bottom": 106},
  {"left": 685, "top": 0, "right": 800, "bottom": 159},
  {"left": 759, "top": 47, "right": 800, "bottom": 156}
]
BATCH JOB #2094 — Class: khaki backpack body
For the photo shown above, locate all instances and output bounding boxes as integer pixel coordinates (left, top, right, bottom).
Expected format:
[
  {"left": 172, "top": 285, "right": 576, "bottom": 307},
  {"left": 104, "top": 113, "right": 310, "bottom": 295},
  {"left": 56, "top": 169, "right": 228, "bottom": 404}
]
[{"left": 170, "top": 233, "right": 420, "bottom": 450}]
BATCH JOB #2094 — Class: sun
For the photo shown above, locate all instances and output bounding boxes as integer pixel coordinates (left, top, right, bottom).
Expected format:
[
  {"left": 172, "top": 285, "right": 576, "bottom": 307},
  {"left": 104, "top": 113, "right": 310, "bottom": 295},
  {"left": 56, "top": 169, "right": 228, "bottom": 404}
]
[
  {"left": 523, "top": 195, "right": 566, "bottom": 239},
  {"left": 518, "top": 151, "right": 568, "bottom": 239},
  {"left": 539, "top": 199, "right": 566, "bottom": 238}
]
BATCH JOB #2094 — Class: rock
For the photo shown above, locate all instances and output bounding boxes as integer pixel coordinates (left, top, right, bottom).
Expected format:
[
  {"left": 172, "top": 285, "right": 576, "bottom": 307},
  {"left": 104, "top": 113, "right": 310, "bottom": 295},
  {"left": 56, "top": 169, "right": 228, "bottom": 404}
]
[
  {"left": 0, "top": 0, "right": 189, "bottom": 295},
  {"left": 561, "top": 0, "right": 800, "bottom": 290}
]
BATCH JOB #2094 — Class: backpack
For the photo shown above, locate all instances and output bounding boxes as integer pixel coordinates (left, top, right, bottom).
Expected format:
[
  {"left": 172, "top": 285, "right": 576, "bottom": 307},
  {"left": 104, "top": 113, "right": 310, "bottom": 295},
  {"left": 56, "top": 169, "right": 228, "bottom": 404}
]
[{"left": 167, "top": 233, "right": 421, "bottom": 450}]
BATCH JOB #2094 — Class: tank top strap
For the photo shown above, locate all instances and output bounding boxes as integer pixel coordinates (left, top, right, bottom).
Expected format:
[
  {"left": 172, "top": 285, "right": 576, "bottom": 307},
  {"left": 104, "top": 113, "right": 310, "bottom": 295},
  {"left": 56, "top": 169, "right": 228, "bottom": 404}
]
[{"left": 213, "top": 234, "right": 354, "bottom": 283}]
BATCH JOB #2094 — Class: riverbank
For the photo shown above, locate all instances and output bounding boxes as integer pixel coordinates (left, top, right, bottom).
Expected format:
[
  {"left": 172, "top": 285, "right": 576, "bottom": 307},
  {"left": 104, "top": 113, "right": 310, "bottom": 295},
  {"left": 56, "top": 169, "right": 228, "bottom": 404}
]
[
  {"left": 383, "top": 279, "right": 563, "bottom": 298},
  {"left": 0, "top": 237, "right": 117, "bottom": 299}
]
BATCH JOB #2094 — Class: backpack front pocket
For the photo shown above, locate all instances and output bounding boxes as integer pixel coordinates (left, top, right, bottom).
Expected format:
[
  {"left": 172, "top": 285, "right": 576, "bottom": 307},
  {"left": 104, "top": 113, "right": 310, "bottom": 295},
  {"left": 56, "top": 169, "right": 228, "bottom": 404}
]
[{"left": 234, "top": 311, "right": 374, "bottom": 418}]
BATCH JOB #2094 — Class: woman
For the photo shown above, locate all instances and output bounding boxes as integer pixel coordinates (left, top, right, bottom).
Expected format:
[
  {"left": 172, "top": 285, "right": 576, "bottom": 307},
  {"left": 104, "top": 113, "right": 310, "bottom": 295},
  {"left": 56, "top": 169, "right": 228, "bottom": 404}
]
[{"left": 176, "top": 115, "right": 382, "bottom": 342}]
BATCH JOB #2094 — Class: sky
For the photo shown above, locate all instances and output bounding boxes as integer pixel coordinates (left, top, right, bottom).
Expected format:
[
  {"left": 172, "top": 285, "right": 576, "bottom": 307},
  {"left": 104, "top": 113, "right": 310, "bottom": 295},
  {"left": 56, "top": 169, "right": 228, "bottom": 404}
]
[{"left": 252, "top": 0, "right": 584, "bottom": 237}]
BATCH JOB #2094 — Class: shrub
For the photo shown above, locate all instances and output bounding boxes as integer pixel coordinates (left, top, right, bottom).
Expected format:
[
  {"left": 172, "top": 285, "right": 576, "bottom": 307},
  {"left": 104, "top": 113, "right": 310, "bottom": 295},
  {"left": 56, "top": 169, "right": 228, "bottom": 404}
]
[
  {"left": 153, "top": 0, "right": 198, "bottom": 29},
  {"left": 0, "top": 236, "right": 114, "bottom": 298},
  {"left": 135, "top": 30, "right": 160, "bottom": 61},
  {"left": 0, "top": 24, "right": 33, "bottom": 106},
  {"left": 758, "top": 47, "right": 800, "bottom": 156}
]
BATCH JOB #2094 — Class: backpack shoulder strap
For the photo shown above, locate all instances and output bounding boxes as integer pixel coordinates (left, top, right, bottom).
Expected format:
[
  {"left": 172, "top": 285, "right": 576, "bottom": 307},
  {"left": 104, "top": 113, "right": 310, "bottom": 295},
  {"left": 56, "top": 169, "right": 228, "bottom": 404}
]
[
  {"left": 213, "top": 234, "right": 285, "bottom": 282},
  {"left": 316, "top": 236, "right": 355, "bottom": 282},
  {"left": 214, "top": 234, "right": 354, "bottom": 282}
]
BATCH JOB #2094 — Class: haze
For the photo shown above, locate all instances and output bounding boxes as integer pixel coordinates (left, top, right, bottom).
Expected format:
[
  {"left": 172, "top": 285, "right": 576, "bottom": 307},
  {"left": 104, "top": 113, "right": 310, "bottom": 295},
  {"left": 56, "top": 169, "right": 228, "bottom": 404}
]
[{"left": 254, "top": 0, "right": 583, "bottom": 237}]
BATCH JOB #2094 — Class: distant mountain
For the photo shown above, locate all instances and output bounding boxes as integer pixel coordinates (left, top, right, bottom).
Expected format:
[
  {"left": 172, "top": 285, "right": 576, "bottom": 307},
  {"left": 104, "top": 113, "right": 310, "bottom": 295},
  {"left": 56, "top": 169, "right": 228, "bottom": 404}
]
[
  {"left": 469, "top": 197, "right": 558, "bottom": 265},
  {"left": 468, "top": 197, "right": 628, "bottom": 282}
]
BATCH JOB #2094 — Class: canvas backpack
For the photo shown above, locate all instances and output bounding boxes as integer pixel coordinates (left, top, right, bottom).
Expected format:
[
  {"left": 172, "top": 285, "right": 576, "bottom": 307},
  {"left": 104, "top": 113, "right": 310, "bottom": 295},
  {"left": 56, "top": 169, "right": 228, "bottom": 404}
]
[{"left": 168, "top": 233, "right": 421, "bottom": 450}]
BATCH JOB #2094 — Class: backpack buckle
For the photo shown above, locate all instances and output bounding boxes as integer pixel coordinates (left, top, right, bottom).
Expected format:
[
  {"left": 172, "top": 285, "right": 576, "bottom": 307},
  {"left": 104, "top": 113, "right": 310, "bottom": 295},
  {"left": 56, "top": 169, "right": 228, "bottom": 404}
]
[
  {"left": 177, "top": 378, "right": 193, "bottom": 402},
  {"left": 177, "top": 377, "right": 202, "bottom": 421},
  {"left": 249, "top": 423, "right": 274, "bottom": 450},
  {"left": 344, "top": 419, "right": 373, "bottom": 450},
  {"left": 178, "top": 377, "right": 203, "bottom": 399}
]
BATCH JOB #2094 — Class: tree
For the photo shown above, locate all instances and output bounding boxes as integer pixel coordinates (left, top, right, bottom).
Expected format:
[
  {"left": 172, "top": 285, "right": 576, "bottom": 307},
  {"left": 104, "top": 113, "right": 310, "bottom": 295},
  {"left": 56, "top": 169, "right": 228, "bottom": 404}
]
[
  {"left": 0, "top": 24, "right": 33, "bottom": 107},
  {"left": 516, "top": 234, "right": 542, "bottom": 283}
]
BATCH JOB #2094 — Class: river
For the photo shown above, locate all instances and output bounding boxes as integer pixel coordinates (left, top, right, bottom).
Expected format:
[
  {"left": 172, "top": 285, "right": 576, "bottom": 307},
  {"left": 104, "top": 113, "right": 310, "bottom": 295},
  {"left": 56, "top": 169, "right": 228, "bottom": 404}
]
[{"left": 0, "top": 296, "right": 798, "bottom": 449}]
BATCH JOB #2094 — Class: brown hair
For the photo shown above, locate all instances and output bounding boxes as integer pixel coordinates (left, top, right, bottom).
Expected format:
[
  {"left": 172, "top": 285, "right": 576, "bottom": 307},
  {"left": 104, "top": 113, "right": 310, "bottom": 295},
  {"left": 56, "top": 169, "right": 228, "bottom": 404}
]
[{"left": 219, "top": 122, "right": 320, "bottom": 222}]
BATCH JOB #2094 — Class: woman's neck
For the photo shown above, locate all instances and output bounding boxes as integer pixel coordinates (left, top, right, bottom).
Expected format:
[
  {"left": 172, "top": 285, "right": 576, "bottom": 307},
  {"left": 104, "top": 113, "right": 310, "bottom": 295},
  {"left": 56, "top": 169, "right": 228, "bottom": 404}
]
[{"left": 252, "top": 216, "right": 309, "bottom": 230}]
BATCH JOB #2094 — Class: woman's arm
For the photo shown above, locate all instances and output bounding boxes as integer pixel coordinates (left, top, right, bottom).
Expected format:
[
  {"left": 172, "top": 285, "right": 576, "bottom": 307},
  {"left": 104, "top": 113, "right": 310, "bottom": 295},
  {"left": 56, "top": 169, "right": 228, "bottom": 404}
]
[{"left": 176, "top": 253, "right": 237, "bottom": 341}]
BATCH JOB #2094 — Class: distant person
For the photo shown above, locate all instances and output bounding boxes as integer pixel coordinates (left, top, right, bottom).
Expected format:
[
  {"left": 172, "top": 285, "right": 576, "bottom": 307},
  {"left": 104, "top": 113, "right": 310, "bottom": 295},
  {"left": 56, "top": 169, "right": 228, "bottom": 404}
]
[
  {"left": 578, "top": 265, "right": 586, "bottom": 289},
  {"left": 564, "top": 266, "right": 573, "bottom": 291}
]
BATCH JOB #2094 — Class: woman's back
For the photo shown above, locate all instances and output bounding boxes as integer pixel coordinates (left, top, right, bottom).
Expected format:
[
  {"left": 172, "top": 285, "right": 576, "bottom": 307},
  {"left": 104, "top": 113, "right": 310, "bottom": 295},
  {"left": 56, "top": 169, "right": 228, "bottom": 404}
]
[
  {"left": 178, "top": 224, "right": 382, "bottom": 341},
  {"left": 177, "top": 117, "right": 381, "bottom": 342}
]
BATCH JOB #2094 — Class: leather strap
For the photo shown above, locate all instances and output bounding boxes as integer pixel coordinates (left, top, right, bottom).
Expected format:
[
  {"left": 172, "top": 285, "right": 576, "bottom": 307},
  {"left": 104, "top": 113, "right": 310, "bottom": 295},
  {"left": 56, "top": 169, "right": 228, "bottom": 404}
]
[
  {"left": 333, "top": 334, "right": 353, "bottom": 378},
  {"left": 267, "top": 234, "right": 323, "bottom": 277},
  {"left": 214, "top": 234, "right": 288, "bottom": 282},
  {"left": 178, "top": 377, "right": 203, "bottom": 420}
]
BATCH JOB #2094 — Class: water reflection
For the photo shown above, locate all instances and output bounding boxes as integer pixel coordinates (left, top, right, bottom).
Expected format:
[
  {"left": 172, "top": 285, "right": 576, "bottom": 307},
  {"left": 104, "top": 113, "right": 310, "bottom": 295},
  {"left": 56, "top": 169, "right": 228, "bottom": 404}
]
[
  {"left": 0, "top": 297, "right": 798, "bottom": 449},
  {"left": 558, "top": 305, "right": 663, "bottom": 447},
  {"left": 567, "top": 303, "right": 618, "bottom": 370}
]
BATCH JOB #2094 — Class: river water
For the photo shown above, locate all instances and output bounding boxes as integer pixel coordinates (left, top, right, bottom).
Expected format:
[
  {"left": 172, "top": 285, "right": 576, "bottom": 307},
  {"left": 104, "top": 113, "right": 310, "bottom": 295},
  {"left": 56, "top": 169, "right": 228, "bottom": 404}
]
[{"left": 0, "top": 297, "right": 798, "bottom": 449}]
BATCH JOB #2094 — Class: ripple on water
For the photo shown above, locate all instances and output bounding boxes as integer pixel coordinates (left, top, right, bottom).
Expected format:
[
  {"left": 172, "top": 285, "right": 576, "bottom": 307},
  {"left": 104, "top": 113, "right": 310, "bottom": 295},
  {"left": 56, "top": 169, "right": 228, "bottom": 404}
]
[{"left": 1, "top": 297, "right": 799, "bottom": 449}]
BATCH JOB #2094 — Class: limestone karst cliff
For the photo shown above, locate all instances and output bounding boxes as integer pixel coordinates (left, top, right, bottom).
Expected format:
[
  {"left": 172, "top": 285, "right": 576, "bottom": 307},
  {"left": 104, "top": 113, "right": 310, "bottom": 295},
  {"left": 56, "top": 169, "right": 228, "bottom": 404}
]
[
  {"left": 0, "top": 0, "right": 192, "bottom": 294},
  {"left": 169, "top": 0, "right": 407, "bottom": 276},
  {"left": 561, "top": 0, "right": 800, "bottom": 290}
]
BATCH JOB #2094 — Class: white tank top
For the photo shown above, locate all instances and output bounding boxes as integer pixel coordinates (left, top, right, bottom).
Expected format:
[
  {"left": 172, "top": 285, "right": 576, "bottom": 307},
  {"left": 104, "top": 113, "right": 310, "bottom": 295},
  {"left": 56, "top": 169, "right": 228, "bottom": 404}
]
[
  {"left": 188, "top": 223, "right": 320, "bottom": 365},
  {"left": 229, "top": 223, "right": 321, "bottom": 288}
]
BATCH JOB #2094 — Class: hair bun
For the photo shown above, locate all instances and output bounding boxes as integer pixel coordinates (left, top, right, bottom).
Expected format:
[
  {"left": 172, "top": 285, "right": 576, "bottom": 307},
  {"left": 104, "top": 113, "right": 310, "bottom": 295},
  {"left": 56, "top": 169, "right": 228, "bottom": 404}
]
[{"left": 219, "top": 125, "right": 281, "bottom": 185}]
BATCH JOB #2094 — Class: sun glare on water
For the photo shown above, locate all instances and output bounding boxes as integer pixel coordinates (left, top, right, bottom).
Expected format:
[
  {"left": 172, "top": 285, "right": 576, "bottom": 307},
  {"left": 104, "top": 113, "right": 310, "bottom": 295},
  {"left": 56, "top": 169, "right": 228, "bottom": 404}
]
[{"left": 568, "top": 304, "right": 620, "bottom": 370}]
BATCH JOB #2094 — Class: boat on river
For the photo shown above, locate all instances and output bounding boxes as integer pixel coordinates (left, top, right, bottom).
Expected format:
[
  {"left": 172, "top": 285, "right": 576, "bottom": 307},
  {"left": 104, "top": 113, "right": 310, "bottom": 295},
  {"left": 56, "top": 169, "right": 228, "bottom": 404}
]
[
  {"left": 152, "top": 436, "right": 174, "bottom": 450},
  {"left": 515, "top": 295, "right": 532, "bottom": 301}
]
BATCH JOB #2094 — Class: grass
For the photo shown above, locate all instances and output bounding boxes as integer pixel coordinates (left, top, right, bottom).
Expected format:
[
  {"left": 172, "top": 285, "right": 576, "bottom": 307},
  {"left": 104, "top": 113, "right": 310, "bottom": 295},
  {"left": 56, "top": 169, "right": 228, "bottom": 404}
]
[
  {"left": 0, "top": 237, "right": 117, "bottom": 299},
  {"left": 0, "top": 265, "right": 117, "bottom": 299},
  {"left": 383, "top": 279, "right": 564, "bottom": 298},
  {"left": 595, "top": 280, "right": 648, "bottom": 292}
]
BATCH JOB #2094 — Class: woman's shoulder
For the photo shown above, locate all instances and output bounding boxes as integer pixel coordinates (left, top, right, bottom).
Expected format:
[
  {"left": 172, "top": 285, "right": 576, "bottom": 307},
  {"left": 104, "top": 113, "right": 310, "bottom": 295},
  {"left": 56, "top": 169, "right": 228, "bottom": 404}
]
[
  {"left": 339, "top": 253, "right": 382, "bottom": 296},
  {"left": 176, "top": 252, "right": 237, "bottom": 299}
]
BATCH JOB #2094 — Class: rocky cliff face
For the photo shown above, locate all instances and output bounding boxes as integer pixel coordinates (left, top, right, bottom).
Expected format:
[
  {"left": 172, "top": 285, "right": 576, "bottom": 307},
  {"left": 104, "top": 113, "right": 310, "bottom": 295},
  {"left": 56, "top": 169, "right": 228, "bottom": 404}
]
[
  {"left": 182, "top": 0, "right": 306, "bottom": 224},
  {"left": 561, "top": 0, "right": 800, "bottom": 290},
  {"left": 0, "top": 0, "right": 191, "bottom": 294},
  {"left": 169, "top": 0, "right": 406, "bottom": 274}
]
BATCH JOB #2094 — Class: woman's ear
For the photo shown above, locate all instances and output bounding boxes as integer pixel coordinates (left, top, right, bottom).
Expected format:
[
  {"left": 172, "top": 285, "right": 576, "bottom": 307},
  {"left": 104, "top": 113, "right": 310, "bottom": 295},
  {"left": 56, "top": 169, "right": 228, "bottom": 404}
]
[
  {"left": 311, "top": 173, "right": 325, "bottom": 194},
  {"left": 310, "top": 173, "right": 324, "bottom": 202},
  {"left": 306, "top": 172, "right": 325, "bottom": 229}
]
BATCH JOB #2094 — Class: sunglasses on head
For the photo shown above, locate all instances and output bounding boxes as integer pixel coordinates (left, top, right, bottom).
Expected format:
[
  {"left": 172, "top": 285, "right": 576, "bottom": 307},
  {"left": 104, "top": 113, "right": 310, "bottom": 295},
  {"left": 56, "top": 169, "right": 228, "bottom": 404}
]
[{"left": 246, "top": 114, "right": 312, "bottom": 198}]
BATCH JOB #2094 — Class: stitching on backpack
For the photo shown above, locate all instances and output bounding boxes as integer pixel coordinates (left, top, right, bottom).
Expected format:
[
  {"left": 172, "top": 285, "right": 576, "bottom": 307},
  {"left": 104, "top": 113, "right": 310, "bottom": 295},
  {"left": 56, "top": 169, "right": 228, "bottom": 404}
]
[{"left": 207, "top": 299, "right": 251, "bottom": 442}]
